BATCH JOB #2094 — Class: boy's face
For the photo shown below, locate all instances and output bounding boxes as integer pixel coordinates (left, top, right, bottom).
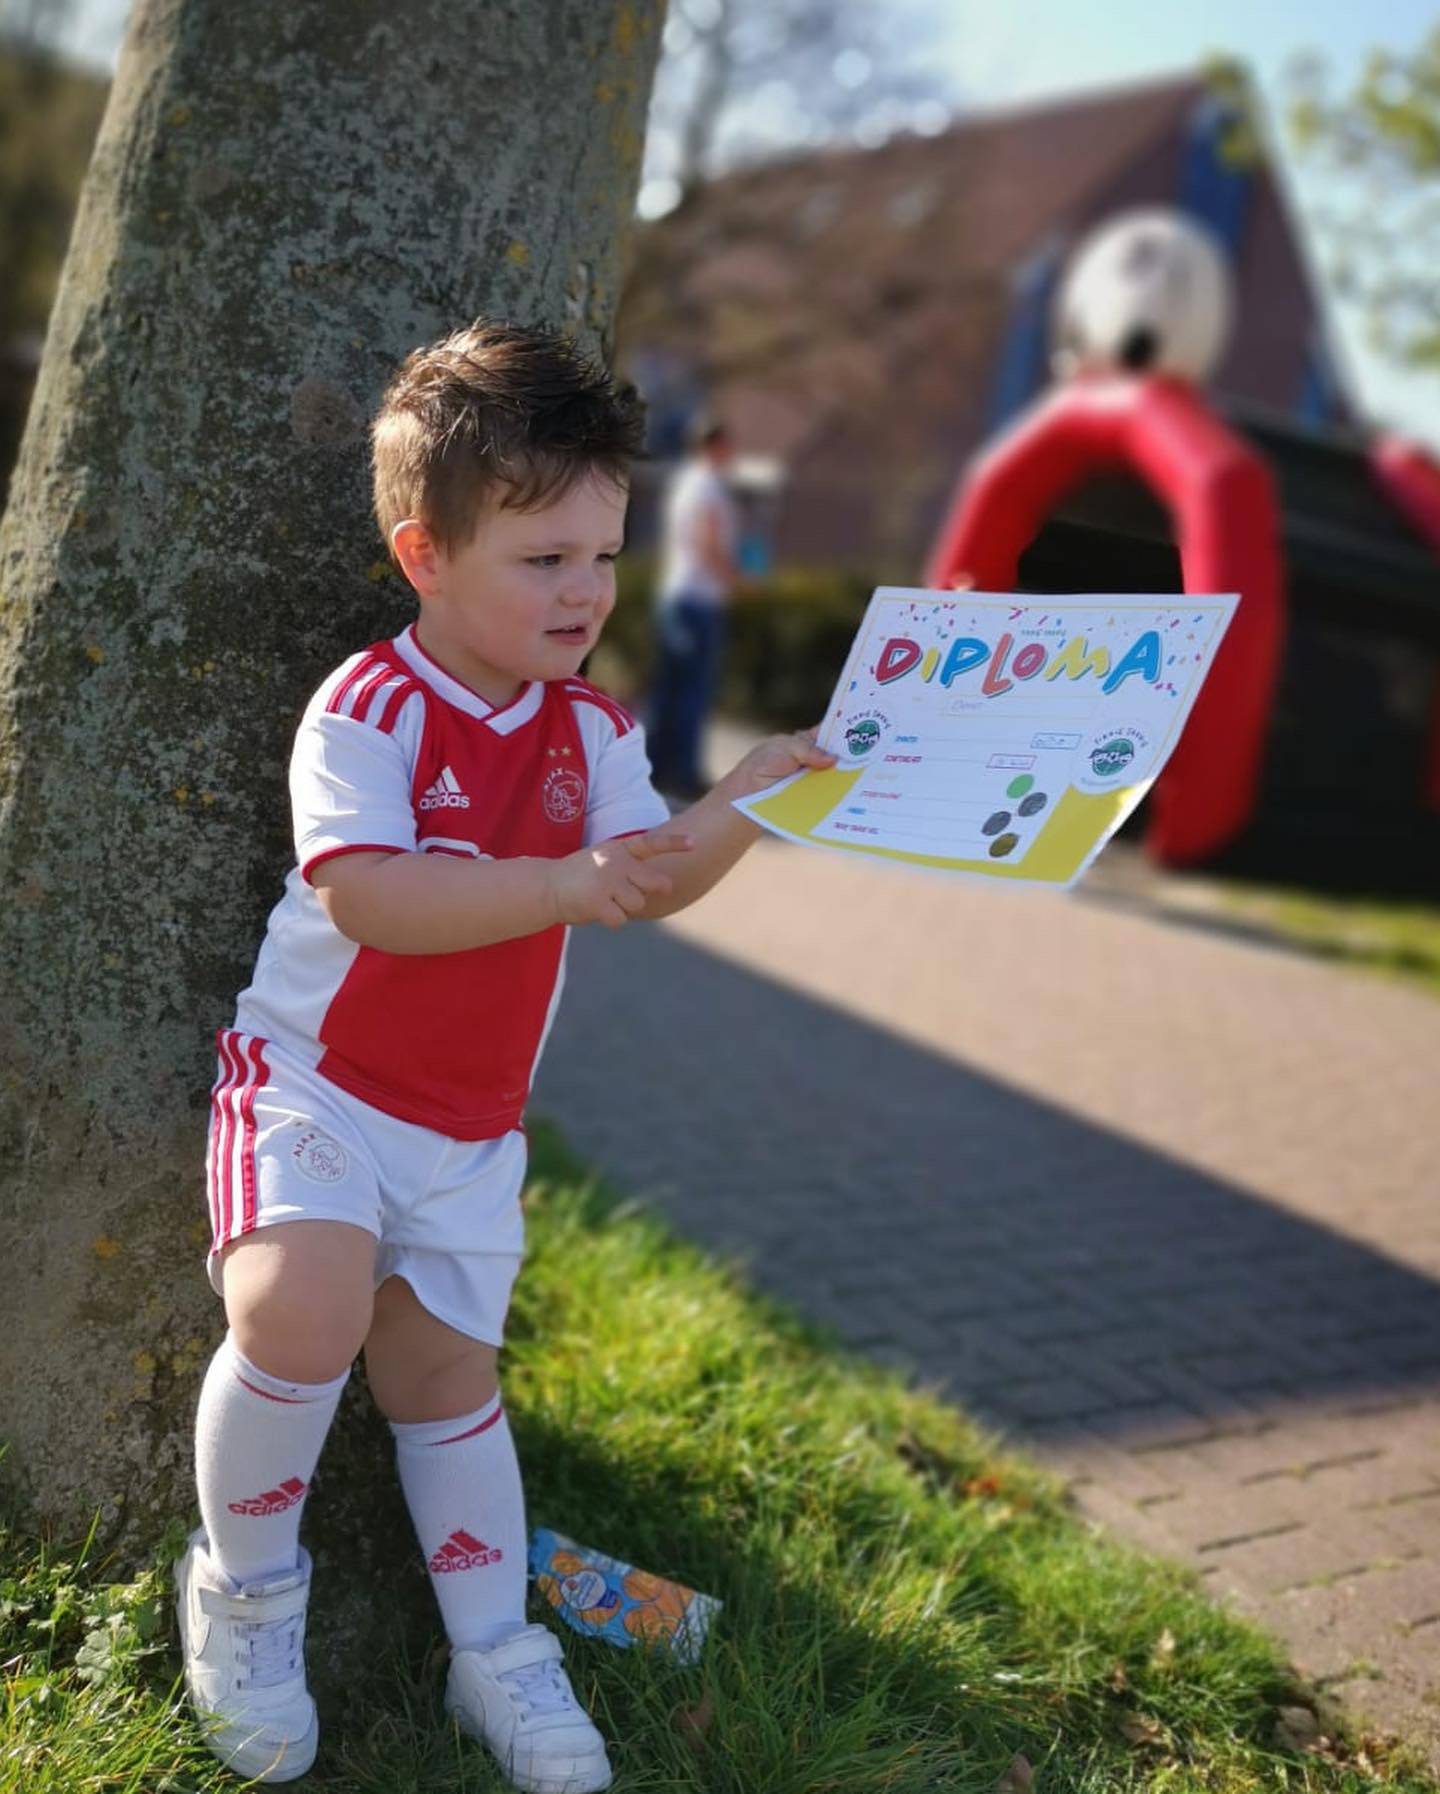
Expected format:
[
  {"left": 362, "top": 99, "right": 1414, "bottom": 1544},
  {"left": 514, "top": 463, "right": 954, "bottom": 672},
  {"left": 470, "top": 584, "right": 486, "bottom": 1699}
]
[{"left": 403, "top": 473, "right": 627, "bottom": 706}]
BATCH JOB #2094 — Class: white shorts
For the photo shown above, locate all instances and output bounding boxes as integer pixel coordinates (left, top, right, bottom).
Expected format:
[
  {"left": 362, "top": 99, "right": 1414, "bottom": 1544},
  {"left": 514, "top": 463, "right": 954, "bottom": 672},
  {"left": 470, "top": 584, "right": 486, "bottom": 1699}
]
[{"left": 205, "top": 1029, "right": 525, "bottom": 1346}]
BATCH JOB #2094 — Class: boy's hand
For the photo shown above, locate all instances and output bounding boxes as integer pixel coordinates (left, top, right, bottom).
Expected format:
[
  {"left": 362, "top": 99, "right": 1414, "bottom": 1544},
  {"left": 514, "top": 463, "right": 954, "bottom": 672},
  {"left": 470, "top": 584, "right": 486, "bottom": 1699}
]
[
  {"left": 726, "top": 728, "right": 837, "bottom": 799},
  {"left": 547, "top": 827, "right": 695, "bottom": 930}
]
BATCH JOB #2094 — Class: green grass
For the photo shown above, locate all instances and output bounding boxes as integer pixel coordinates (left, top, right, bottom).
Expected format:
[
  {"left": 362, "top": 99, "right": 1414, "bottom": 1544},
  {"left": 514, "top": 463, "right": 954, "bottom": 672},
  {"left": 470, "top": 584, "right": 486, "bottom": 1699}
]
[
  {"left": 2, "top": 1123, "right": 1434, "bottom": 1791},
  {"left": 1224, "top": 888, "right": 1440, "bottom": 999},
  {"left": 1160, "top": 878, "right": 1440, "bottom": 1001}
]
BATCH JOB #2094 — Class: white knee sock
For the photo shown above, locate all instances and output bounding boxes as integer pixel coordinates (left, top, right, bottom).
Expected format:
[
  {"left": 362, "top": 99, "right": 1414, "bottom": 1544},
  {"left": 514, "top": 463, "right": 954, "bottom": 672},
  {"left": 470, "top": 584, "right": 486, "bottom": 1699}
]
[
  {"left": 392, "top": 1392, "right": 529, "bottom": 1650},
  {"left": 194, "top": 1333, "right": 348, "bottom": 1586}
]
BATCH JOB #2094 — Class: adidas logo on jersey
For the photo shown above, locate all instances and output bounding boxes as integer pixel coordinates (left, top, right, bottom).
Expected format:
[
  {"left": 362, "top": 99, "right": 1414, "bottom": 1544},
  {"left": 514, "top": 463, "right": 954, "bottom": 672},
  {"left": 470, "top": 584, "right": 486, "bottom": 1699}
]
[
  {"left": 419, "top": 766, "right": 470, "bottom": 811},
  {"left": 428, "top": 1528, "right": 504, "bottom": 1573}
]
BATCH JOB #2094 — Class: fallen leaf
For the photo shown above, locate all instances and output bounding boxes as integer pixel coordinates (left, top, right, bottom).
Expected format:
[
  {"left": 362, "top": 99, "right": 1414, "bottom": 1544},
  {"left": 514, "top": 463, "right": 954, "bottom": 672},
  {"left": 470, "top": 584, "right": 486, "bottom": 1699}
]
[
  {"left": 996, "top": 1750, "right": 1034, "bottom": 1792},
  {"left": 1273, "top": 1706, "right": 1322, "bottom": 1752},
  {"left": 1107, "top": 1663, "right": 1129, "bottom": 1694},
  {"left": 1118, "top": 1712, "right": 1169, "bottom": 1749},
  {"left": 963, "top": 1475, "right": 1004, "bottom": 1499},
  {"left": 674, "top": 1689, "right": 715, "bottom": 1750},
  {"left": 1150, "top": 1627, "right": 1177, "bottom": 1670}
]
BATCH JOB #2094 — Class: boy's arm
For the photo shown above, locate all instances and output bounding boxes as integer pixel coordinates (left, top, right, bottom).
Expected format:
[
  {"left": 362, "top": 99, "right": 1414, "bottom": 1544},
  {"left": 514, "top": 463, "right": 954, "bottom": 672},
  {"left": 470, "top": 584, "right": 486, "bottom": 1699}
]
[
  {"left": 313, "top": 825, "right": 694, "bottom": 954},
  {"left": 633, "top": 730, "right": 835, "bottom": 919}
]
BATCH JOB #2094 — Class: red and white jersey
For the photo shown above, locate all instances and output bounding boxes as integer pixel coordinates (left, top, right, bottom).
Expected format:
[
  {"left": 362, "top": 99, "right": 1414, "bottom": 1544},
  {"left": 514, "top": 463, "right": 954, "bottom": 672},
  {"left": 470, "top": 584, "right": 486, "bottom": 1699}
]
[{"left": 234, "top": 624, "right": 669, "bottom": 1139}]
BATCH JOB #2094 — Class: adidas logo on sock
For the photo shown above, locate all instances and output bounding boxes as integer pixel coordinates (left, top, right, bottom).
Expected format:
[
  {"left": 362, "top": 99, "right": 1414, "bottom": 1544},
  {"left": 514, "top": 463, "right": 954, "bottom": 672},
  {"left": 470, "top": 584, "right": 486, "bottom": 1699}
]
[
  {"left": 228, "top": 1476, "right": 308, "bottom": 1517},
  {"left": 418, "top": 765, "right": 470, "bottom": 811},
  {"left": 428, "top": 1528, "right": 504, "bottom": 1573}
]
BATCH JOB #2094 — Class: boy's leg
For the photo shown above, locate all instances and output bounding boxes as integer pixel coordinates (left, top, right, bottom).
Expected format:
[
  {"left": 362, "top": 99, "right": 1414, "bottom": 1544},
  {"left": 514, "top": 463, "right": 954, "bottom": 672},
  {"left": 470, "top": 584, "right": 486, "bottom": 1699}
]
[
  {"left": 198, "top": 1220, "right": 375, "bottom": 1583},
  {"left": 367, "top": 1275, "right": 611, "bottom": 1792},
  {"left": 365, "top": 1274, "right": 527, "bottom": 1650}
]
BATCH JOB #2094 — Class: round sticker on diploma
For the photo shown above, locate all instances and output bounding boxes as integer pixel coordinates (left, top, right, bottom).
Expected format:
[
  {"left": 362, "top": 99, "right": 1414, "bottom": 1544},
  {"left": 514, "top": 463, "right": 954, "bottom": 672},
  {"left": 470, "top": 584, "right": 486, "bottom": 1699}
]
[
  {"left": 1074, "top": 722, "right": 1153, "bottom": 793},
  {"left": 838, "top": 708, "right": 890, "bottom": 764}
]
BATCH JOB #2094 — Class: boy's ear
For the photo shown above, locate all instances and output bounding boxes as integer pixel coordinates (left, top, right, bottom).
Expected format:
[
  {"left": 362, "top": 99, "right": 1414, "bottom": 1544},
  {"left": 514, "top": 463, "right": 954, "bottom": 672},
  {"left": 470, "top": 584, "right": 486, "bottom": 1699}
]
[{"left": 390, "top": 519, "right": 442, "bottom": 596}]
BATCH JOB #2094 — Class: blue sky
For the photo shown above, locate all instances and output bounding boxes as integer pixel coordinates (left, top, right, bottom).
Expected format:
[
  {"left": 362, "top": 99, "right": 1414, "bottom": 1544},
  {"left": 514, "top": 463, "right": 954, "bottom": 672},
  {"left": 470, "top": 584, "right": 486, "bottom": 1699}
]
[
  {"left": 933, "top": 0, "right": 1440, "bottom": 446},
  {"left": 48, "top": 0, "right": 1440, "bottom": 447}
]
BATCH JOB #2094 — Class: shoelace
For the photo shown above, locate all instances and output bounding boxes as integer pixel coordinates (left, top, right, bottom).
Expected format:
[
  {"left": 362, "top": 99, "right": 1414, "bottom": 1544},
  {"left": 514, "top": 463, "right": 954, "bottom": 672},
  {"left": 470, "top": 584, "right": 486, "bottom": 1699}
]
[
  {"left": 498, "top": 1657, "right": 577, "bottom": 1720},
  {"left": 238, "top": 1614, "right": 302, "bottom": 1690}
]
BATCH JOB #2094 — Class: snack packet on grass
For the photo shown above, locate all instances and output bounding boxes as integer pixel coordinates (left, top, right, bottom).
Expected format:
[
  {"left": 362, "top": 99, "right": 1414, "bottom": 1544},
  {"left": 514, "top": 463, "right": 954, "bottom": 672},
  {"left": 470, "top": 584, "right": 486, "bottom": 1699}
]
[{"left": 528, "top": 1527, "right": 720, "bottom": 1667}]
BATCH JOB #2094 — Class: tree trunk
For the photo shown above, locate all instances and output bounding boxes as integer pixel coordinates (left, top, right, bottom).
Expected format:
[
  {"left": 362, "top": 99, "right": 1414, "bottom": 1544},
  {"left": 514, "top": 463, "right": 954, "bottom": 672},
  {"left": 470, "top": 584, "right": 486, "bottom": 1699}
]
[{"left": 0, "top": 0, "right": 663, "bottom": 1676}]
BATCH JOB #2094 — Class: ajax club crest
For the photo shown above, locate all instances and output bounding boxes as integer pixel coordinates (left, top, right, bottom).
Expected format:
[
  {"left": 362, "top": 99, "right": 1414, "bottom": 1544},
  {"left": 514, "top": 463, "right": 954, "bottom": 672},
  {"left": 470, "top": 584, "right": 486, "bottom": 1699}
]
[
  {"left": 543, "top": 753, "right": 587, "bottom": 824},
  {"left": 290, "top": 1127, "right": 348, "bottom": 1184}
]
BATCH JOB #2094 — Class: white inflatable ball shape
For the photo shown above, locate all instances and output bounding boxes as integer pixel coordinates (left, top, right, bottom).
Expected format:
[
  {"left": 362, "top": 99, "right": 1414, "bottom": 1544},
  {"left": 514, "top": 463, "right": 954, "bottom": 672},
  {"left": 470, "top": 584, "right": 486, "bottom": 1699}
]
[{"left": 1051, "top": 208, "right": 1234, "bottom": 384}]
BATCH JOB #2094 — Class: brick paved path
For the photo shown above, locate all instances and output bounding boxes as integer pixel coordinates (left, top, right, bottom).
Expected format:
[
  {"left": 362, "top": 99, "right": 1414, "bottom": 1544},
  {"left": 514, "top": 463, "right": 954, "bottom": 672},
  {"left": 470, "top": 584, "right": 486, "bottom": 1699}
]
[{"left": 536, "top": 782, "right": 1440, "bottom": 1760}]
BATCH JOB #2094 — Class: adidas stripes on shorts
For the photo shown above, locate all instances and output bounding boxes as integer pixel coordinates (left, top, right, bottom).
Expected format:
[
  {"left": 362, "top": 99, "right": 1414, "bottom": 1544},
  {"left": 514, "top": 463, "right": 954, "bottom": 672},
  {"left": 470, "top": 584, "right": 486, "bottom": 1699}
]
[{"left": 205, "top": 1029, "right": 525, "bottom": 1346}]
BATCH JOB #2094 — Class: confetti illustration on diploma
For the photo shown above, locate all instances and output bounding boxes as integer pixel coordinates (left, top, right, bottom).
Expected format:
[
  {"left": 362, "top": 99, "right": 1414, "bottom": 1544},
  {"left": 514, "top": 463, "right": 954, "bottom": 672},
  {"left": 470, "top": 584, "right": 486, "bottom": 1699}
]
[{"left": 732, "top": 588, "right": 1238, "bottom": 888}]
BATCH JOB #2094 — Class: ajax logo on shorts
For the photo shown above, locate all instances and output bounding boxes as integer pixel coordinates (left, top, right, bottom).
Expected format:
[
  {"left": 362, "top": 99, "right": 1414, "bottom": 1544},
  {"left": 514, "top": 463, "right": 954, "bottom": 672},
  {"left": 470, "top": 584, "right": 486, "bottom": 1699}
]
[{"left": 291, "top": 1127, "right": 348, "bottom": 1184}]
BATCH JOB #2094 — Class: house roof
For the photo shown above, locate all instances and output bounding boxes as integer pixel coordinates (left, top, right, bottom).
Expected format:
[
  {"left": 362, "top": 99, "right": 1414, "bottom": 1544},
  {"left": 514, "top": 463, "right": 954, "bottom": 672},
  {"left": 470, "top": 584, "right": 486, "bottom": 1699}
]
[
  {"left": 623, "top": 75, "right": 1206, "bottom": 436},
  {"left": 618, "top": 72, "right": 1352, "bottom": 573}
]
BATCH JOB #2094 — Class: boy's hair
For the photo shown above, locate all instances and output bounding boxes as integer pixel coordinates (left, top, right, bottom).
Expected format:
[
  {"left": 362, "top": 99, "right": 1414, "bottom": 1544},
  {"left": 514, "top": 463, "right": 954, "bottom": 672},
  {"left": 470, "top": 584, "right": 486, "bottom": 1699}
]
[{"left": 371, "top": 320, "right": 646, "bottom": 556}]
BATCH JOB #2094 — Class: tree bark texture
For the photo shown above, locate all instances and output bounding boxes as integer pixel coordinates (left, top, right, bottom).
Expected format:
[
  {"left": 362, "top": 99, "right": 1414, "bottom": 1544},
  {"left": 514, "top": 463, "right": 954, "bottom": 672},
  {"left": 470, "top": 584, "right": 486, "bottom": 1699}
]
[{"left": 0, "top": 0, "right": 664, "bottom": 1636}]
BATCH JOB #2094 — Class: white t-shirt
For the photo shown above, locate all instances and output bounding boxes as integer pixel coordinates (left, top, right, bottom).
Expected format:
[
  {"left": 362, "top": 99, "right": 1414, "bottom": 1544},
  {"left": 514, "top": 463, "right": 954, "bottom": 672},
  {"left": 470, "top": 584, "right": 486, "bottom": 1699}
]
[
  {"left": 232, "top": 625, "right": 669, "bottom": 1139},
  {"left": 657, "top": 459, "right": 738, "bottom": 607}
]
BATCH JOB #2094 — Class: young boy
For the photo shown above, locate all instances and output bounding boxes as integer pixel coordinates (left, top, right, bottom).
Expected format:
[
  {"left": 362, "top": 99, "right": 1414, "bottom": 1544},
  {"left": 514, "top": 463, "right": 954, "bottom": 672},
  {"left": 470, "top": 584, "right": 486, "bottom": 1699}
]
[{"left": 176, "top": 320, "right": 833, "bottom": 1791}]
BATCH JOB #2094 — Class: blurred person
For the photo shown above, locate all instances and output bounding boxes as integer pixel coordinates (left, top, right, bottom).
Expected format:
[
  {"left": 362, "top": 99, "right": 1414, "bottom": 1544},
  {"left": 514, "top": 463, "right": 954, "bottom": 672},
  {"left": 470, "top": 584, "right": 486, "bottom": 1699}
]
[
  {"left": 174, "top": 320, "right": 833, "bottom": 1790},
  {"left": 647, "top": 414, "right": 740, "bottom": 800}
]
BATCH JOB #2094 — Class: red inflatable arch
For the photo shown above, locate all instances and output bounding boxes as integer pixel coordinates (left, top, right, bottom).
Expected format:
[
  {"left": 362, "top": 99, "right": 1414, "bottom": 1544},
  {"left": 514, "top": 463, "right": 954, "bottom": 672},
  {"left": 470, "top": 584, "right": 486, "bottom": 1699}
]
[
  {"left": 926, "top": 373, "right": 1284, "bottom": 866},
  {"left": 1369, "top": 434, "right": 1440, "bottom": 812}
]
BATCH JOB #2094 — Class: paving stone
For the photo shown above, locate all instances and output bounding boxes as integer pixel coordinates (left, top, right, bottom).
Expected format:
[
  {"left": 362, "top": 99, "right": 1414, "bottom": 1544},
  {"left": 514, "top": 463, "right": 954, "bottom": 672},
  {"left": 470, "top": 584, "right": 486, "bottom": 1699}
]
[
  {"left": 1135, "top": 1361, "right": 1289, "bottom": 1434},
  {"left": 1186, "top": 1429, "right": 1321, "bottom": 1483},
  {"left": 976, "top": 1374, "right": 1117, "bottom": 1423},
  {"left": 1363, "top": 1491, "right": 1440, "bottom": 1556},
  {"left": 931, "top": 1324, "right": 1061, "bottom": 1384},
  {"left": 1143, "top": 1482, "right": 1313, "bottom": 1552},
  {"left": 1299, "top": 1457, "right": 1440, "bottom": 1513},
  {"left": 1081, "top": 1400, "right": 1217, "bottom": 1452},
  {"left": 1022, "top": 1426, "right": 1191, "bottom": 1504},
  {"left": 1066, "top": 1481, "right": 1189, "bottom": 1560},
  {"left": 1196, "top": 1515, "right": 1419, "bottom": 1594}
]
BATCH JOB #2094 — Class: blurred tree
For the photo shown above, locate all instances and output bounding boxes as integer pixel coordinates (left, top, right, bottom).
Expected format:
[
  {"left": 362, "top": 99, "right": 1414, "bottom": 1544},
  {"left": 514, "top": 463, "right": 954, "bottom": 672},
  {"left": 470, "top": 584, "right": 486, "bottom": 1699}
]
[
  {"left": 1288, "top": 27, "right": 1440, "bottom": 368},
  {"left": 0, "top": 0, "right": 663, "bottom": 1671},
  {"left": 0, "top": 0, "right": 107, "bottom": 484},
  {"left": 643, "top": 0, "right": 956, "bottom": 211}
]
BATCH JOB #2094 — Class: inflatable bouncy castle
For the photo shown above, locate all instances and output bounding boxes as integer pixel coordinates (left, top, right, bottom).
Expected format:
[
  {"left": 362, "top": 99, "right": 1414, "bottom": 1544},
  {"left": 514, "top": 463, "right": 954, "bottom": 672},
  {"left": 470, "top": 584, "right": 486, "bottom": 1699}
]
[{"left": 927, "top": 209, "right": 1285, "bottom": 867}]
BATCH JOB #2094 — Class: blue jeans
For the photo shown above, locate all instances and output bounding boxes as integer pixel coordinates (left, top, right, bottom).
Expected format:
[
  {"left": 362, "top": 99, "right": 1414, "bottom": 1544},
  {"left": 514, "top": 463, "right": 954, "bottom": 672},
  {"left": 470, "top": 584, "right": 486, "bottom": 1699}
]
[{"left": 648, "top": 597, "right": 727, "bottom": 793}]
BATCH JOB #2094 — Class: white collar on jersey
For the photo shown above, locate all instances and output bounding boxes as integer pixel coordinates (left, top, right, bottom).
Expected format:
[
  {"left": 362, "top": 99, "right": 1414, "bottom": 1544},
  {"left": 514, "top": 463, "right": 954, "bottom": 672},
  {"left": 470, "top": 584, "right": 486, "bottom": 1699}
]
[{"left": 393, "top": 625, "right": 545, "bottom": 734}]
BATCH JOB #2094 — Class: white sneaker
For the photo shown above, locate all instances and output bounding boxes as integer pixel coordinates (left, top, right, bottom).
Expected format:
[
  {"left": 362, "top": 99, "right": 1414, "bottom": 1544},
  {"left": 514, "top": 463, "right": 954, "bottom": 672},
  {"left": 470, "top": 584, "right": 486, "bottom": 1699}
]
[
  {"left": 446, "top": 1623, "right": 613, "bottom": 1793},
  {"left": 174, "top": 1528, "right": 319, "bottom": 1783}
]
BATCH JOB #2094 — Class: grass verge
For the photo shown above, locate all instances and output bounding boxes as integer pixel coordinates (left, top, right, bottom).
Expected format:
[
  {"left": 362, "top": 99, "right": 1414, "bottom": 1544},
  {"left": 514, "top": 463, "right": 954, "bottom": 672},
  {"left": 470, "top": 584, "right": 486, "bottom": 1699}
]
[
  {"left": 1148, "top": 878, "right": 1440, "bottom": 1002},
  {"left": 2, "top": 1123, "right": 1433, "bottom": 1791}
]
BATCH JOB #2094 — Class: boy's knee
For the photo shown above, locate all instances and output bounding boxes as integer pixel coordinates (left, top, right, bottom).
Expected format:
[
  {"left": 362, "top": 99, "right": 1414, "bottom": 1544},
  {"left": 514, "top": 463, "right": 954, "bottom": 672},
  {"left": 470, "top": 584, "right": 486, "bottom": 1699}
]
[
  {"left": 231, "top": 1298, "right": 369, "bottom": 1386},
  {"left": 365, "top": 1278, "right": 499, "bottom": 1422},
  {"left": 220, "top": 1227, "right": 375, "bottom": 1384}
]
